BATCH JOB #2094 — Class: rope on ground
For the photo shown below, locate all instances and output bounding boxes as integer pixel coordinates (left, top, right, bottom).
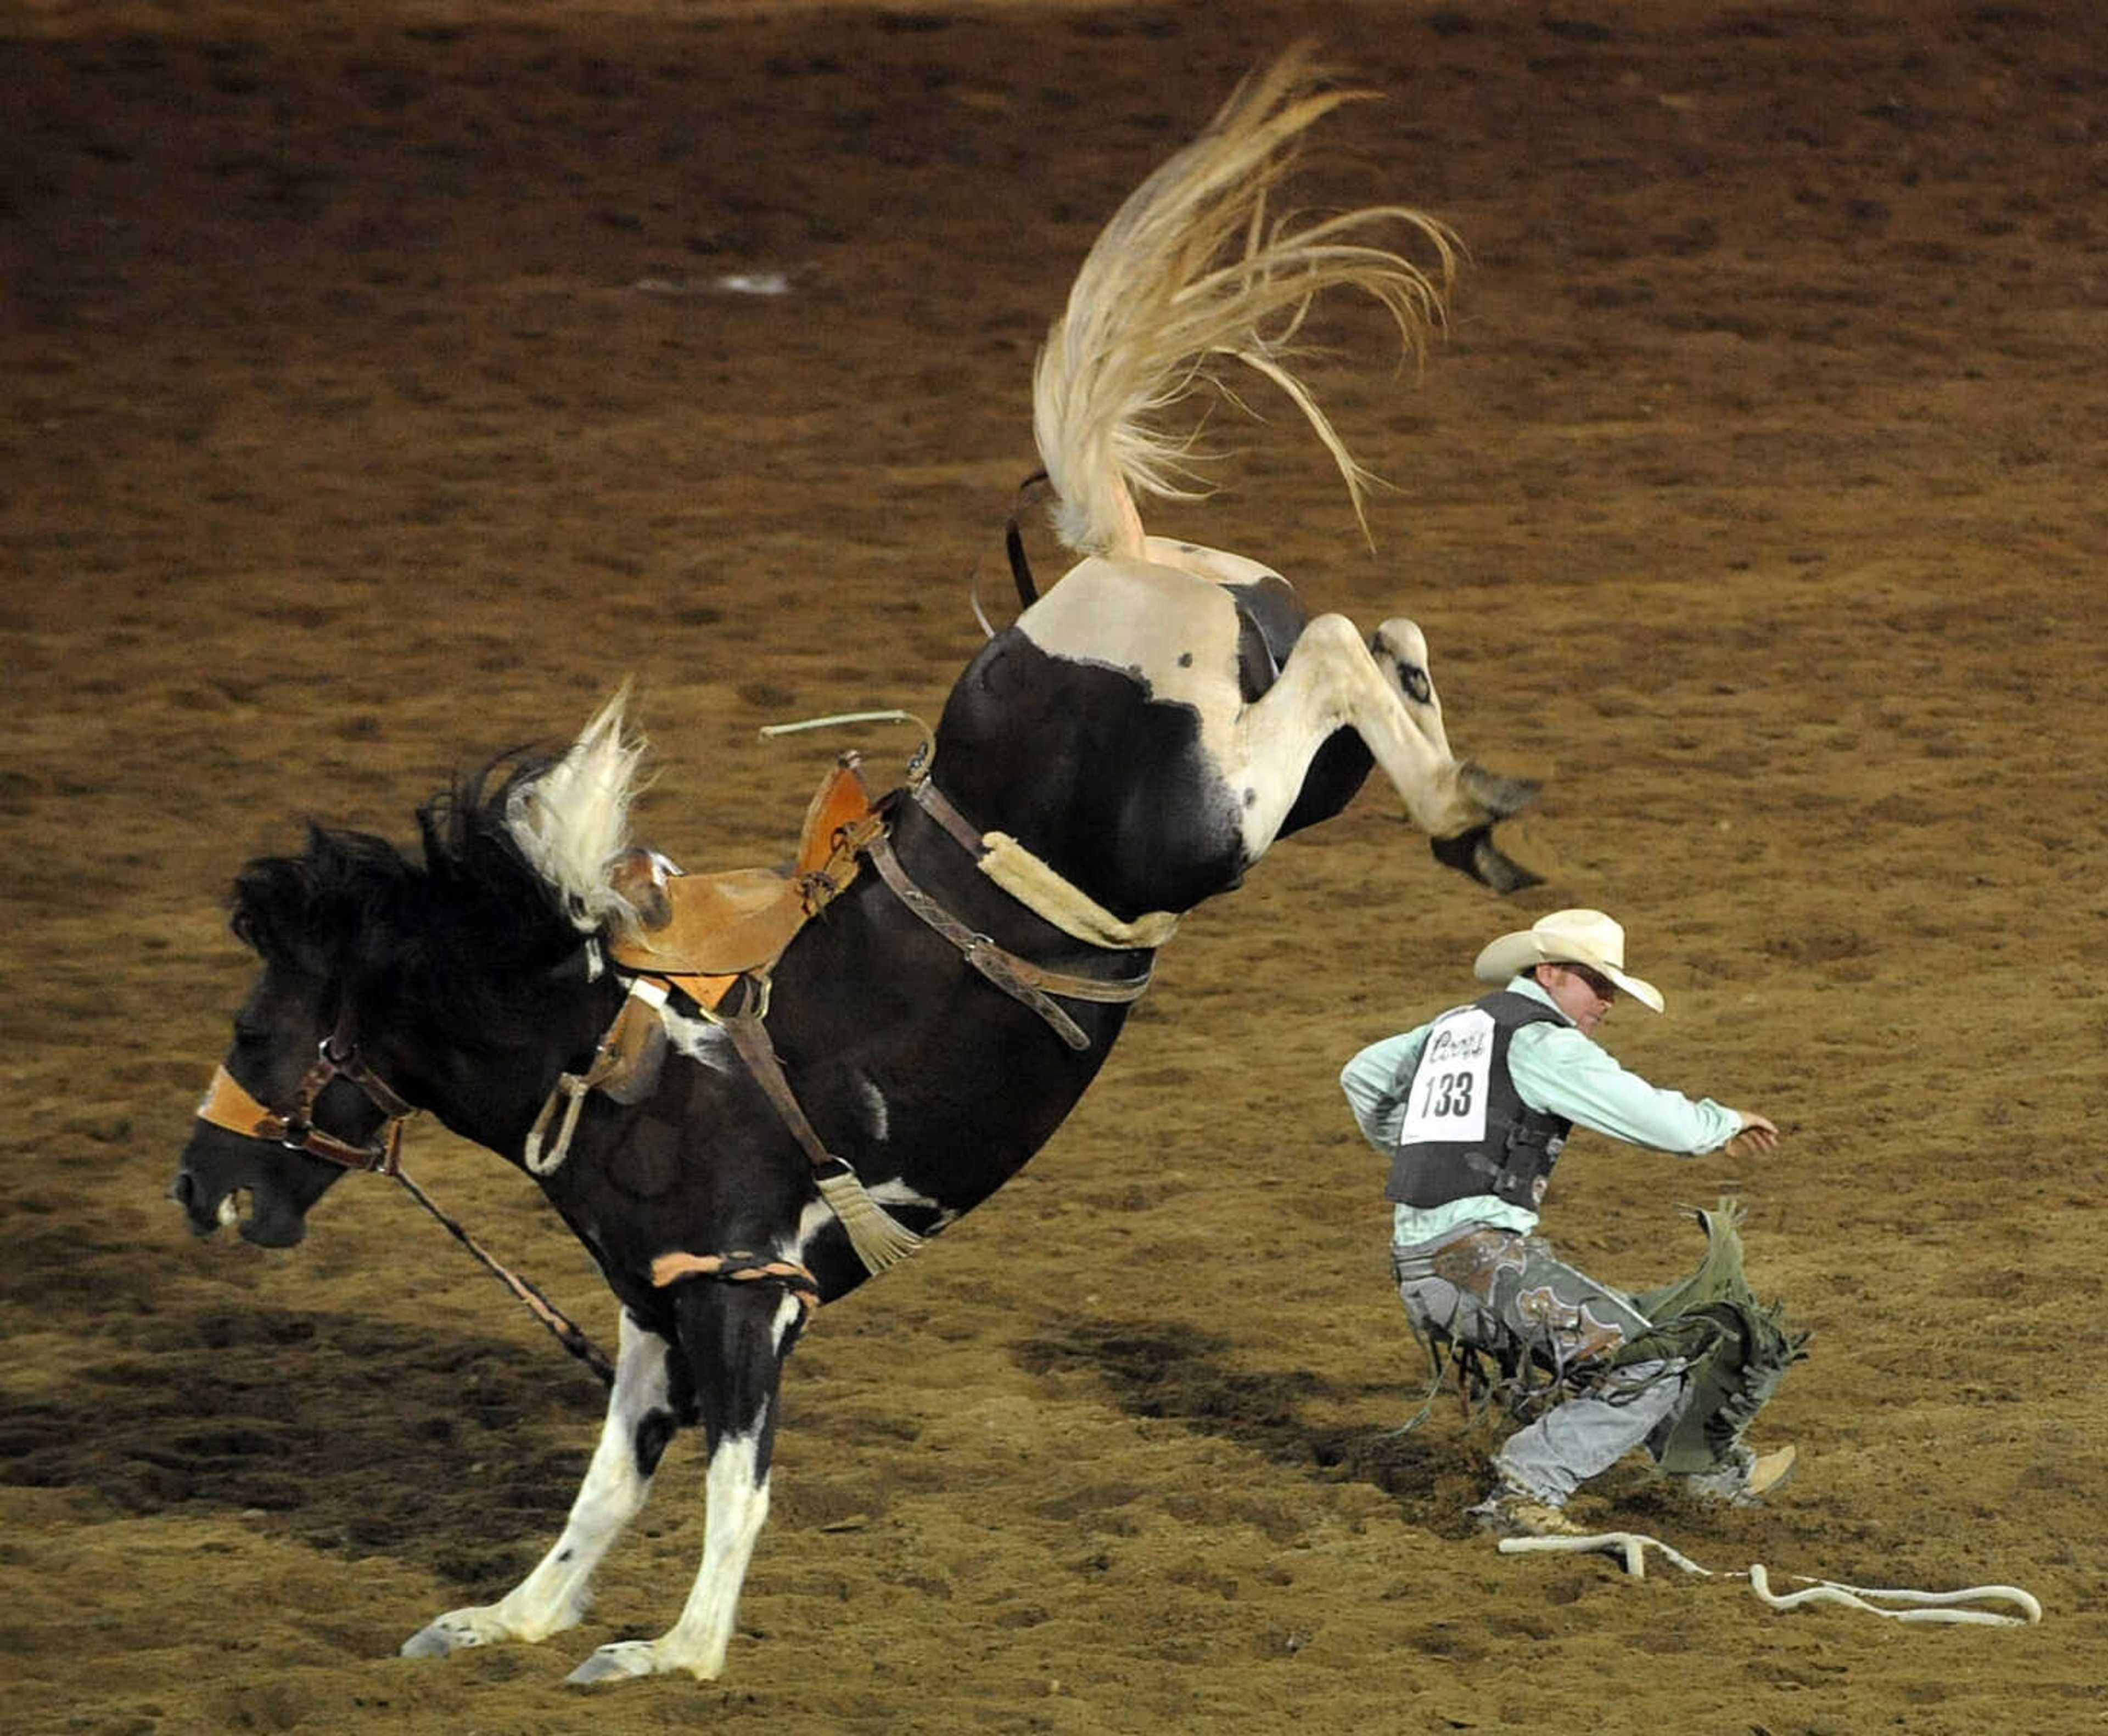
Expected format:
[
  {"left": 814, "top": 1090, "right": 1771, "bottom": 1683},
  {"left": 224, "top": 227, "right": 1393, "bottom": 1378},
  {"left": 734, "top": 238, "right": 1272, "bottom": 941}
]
[{"left": 1496, "top": 1532, "right": 2042, "bottom": 1627}]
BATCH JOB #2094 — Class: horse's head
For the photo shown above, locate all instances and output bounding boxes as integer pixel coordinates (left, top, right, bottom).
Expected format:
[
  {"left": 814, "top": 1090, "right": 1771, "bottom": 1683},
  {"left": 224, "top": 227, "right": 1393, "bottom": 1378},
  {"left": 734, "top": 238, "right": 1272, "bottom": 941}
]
[
  {"left": 172, "top": 693, "right": 652, "bottom": 1248},
  {"left": 173, "top": 832, "right": 419, "bottom": 1246}
]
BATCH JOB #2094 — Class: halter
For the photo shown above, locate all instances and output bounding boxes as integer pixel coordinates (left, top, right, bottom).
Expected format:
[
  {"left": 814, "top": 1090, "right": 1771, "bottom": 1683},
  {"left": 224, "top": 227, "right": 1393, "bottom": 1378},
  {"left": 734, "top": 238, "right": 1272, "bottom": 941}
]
[
  {"left": 194, "top": 1032, "right": 416, "bottom": 1174},
  {"left": 190, "top": 1030, "right": 620, "bottom": 1387}
]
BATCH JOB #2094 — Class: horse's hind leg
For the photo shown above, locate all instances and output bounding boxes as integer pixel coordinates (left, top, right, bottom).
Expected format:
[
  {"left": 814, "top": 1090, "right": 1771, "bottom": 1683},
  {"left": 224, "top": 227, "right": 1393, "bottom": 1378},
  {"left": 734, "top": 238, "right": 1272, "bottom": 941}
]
[
  {"left": 1235, "top": 613, "right": 1539, "bottom": 887},
  {"left": 564, "top": 1280, "right": 803, "bottom": 1684},
  {"left": 401, "top": 1311, "right": 675, "bottom": 1659},
  {"left": 1367, "top": 619, "right": 1541, "bottom": 891}
]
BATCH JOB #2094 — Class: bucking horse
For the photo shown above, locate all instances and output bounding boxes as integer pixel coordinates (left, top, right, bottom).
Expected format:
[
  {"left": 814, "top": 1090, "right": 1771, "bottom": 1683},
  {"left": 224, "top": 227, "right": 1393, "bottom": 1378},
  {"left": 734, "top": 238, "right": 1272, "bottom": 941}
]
[{"left": 172, "top": 49, "right": 1538, "bottom": 1684}]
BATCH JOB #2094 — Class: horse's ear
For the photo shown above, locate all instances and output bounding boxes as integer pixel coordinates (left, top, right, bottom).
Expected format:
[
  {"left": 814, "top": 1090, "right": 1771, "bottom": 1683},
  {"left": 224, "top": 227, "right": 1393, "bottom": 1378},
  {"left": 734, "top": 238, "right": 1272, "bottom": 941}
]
[{"left": 228, "top": 851, "right": 316, "bottom": 962}]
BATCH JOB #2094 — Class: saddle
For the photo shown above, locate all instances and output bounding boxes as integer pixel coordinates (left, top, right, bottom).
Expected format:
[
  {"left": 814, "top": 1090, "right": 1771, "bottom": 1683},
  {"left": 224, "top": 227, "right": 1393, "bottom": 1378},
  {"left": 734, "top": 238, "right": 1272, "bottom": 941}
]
[
  {"left": 606, "top": 752, "right": 884, "bottom": 1003},
  {"left": 523, "top": 754, "right": 883, "bottom": 1182},
  {"left": 558, "top": 750, "right": 925, "bottom": 1271},
  {"left": 533, "top": 744, "right": 1153, "bottom": 1279}
]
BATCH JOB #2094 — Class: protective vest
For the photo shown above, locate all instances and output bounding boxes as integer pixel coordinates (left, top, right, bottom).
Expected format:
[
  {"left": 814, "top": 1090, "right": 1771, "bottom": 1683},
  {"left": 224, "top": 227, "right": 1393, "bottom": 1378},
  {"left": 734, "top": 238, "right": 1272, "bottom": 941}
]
[{"left": 1385, "top": 991, "right": 1573, "bottom": 1211}]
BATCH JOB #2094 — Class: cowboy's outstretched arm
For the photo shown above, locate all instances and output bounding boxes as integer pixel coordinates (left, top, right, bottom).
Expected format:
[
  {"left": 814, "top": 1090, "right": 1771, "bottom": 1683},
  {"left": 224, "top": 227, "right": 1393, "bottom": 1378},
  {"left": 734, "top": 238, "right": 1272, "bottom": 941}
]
[{"left": 1509, "top": 1025, "right": 1746, "bottom": 1154}]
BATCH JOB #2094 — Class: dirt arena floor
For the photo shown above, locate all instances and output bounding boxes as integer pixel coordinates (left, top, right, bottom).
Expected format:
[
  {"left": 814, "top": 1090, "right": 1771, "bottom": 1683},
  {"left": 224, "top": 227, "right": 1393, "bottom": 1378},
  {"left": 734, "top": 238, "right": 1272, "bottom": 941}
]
[{"left": 5, "top": 1, "right": 2105, "bottom": 1730}]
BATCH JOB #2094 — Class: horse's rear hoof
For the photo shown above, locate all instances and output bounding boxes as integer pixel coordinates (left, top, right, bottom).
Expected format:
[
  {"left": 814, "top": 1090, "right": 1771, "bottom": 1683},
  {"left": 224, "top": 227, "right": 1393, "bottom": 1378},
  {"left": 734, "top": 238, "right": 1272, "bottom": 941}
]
[{"left": 1431, "top": 824, "right": 1543, "bottom": 895}]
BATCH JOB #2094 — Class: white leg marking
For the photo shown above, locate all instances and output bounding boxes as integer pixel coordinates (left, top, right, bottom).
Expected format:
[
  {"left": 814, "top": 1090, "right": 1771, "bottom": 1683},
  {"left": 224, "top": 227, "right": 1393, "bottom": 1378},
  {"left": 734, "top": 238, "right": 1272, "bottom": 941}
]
[
  {"left": 1231, "top": 611, "right": 1484, "bottom": 852},
  {"left": 564, "top": 1414, "right": 775, "bottom": 1684},
  {"left": 400, "top": 1312, "right": 671, "bottom": 1658},
  {"left": 767, "top": 1290, "right": 804, "bottom": 1355},
  {"left": 1021, "top": 556, "right": 1487, "bottom": 856}
]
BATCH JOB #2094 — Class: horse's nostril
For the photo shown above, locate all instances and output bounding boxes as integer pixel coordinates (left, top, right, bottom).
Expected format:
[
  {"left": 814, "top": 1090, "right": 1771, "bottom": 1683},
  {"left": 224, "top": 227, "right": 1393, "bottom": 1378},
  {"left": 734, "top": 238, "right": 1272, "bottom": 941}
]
[{"left": 169, "top": 1172, "right": 194, "bottom": 1207}]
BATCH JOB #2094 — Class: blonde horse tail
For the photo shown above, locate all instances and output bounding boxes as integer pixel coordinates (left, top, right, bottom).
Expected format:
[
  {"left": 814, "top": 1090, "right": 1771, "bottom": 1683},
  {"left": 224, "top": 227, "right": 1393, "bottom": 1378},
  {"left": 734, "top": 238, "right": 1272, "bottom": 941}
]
[{"left": 1030, "top": 43, "right": 1459, "bottom": 563}]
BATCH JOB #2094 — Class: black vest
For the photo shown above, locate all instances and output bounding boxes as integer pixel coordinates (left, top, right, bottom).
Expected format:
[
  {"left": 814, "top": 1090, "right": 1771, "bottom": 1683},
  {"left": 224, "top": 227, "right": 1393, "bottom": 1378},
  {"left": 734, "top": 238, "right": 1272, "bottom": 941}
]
[{"left": 1385, "top": 991, "right": 1574, "bottom": 1212}]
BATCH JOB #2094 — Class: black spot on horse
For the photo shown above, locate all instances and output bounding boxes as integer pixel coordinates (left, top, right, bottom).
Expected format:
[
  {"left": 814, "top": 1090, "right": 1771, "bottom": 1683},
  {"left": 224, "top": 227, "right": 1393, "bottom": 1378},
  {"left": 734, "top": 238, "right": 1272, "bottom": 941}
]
[
  {"left": 607, "top": 1114, "right": 681, "bottom": 1199},
  {"left": 634, "top": 1407, "right": 678, "bottom": 1477}
]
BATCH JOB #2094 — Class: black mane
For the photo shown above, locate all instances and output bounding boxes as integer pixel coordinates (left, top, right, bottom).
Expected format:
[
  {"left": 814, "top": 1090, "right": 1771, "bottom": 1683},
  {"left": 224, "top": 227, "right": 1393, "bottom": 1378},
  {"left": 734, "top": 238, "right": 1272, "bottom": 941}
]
[{"left": 227, "top": 749, "right": 590, "bottom": 1048}]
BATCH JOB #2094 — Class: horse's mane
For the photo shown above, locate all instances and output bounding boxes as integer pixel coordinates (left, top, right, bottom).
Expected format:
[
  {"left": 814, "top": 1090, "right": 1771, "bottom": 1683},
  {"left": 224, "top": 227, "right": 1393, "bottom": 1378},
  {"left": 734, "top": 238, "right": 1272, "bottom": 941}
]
[
  {"left": 227, "top": 750, "right": 598, "bottom": 1050},
  {"left": 223, "top": 690, "right": 649, "bottom": 1053}
]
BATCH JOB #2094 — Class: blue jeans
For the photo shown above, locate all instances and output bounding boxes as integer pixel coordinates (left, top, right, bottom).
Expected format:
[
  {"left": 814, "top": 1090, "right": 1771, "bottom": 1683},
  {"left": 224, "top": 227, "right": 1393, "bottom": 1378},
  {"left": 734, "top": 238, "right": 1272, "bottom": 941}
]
[{"left": 1392, "top": 1224, "right": 1688, "bottom": 1506}]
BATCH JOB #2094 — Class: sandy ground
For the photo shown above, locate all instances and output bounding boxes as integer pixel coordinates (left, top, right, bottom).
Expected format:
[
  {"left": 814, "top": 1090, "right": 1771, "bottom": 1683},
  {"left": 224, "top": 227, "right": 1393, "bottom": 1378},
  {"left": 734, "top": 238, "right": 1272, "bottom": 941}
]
[{"left": 4, "top": 1, "right": 2105, "bottom": 1731}]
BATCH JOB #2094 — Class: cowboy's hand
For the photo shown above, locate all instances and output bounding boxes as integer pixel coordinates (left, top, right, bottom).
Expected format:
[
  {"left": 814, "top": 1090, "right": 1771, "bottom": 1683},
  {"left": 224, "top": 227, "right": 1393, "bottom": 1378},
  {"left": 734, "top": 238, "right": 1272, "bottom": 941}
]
[{"left": 1724, "top": 1112, "right": 1780, "bottom": 1159}]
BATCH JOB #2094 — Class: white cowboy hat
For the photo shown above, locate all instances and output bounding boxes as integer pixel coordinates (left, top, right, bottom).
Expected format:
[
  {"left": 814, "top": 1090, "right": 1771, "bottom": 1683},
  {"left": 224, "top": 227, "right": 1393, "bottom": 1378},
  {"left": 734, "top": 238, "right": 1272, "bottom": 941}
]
[{"left": 1473, "top": 907, "right": 1666, "bottom": 1013}]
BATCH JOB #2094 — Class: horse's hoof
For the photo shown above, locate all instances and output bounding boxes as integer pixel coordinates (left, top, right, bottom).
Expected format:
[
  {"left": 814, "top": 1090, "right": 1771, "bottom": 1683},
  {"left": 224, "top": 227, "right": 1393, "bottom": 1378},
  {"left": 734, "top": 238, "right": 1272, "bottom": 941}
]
[
  {"left": 401, "top": 1617, "right": 486, "bottom": 1660},
  {"left": 564, "top": 1641, "right": 659, "bottom": 1686},
  {"left": 1431, "top": 824, "right": 1543, "bottom": 895},
  {"left": 1459, "top": 761, "right": 1541, "bottom": 821}
]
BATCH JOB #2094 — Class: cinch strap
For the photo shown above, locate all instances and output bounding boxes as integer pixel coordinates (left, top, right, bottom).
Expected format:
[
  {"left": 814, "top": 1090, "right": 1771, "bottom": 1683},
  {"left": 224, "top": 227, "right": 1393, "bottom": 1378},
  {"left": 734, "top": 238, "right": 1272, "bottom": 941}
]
[
  {"left": 651, "top": 1249, "right": 822, "bottom": 1318},
  {"left": 866, "top": 831, "right": 1152, "bottom": 1052}
]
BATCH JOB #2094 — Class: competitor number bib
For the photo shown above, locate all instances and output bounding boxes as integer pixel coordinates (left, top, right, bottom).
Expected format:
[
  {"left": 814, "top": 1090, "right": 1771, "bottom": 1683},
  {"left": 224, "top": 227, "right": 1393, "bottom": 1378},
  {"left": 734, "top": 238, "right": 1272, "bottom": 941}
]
[{"left": 1399, "top": 1007, "right": 1495, "bottom": 1145}]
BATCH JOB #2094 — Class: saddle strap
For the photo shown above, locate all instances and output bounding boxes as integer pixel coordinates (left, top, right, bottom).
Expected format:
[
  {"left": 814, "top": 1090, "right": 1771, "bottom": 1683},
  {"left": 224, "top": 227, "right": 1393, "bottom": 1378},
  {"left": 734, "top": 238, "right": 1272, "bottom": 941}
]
[
  {"left": 914, "top": 777, "right": 988, "bottom": 855},
  {"left": 719, "top": 1007, "right": 925, "bottom": 1274},
  {"left": 864, "top": 833, "right": 1152, "bottom": 1052},
  {"left": 913, "top": 780, "right": 1180, "bottom": 951}
]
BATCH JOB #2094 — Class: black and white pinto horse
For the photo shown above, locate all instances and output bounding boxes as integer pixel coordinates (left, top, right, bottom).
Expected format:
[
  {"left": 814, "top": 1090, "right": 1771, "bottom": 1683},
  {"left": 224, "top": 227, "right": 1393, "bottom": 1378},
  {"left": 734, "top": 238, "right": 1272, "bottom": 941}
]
[{"left": 172, "top": 52, "right": 1535, "bottom": 1685}]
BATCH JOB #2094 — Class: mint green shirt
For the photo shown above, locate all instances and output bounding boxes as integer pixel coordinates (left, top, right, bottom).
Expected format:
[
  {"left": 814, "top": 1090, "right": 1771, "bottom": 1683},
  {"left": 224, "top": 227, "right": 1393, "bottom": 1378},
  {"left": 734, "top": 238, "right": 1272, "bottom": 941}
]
[{"left": 1340, "top": 976, "right": 1745, "bottom": 1245}]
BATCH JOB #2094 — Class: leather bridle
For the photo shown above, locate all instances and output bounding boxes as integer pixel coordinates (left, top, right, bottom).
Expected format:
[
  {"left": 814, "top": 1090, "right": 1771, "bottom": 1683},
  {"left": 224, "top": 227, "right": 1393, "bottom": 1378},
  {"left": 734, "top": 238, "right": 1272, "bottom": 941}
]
[
  {"left": 194, "top": 1031, "right": 417, "bottom": 1174},
  {"left": 189, "top": 1027, "right": 619, "bottom": 1385}
]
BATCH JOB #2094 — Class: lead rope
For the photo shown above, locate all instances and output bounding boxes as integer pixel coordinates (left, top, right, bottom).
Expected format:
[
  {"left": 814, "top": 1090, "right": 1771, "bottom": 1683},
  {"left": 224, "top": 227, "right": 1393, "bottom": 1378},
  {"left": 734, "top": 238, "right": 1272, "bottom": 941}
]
[
  {"left": 389, "top": 1165, "right": 616, "bottom": 1390},
  {"left": 1498, "top": 1531, "right": 2042, "bottom": 1627}
]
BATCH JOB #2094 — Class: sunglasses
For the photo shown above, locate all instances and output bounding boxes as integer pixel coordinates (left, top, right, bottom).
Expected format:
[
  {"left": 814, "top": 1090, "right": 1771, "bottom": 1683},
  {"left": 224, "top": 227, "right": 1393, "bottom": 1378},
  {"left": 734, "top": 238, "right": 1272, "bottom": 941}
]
[{"left": 1561, "top": 963, "right": 1619, "bottom": 1001}]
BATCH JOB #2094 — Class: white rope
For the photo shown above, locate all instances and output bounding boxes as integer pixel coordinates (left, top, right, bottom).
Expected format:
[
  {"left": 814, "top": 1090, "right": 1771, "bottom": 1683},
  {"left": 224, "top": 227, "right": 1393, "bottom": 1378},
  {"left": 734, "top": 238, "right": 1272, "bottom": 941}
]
[
  {"left": 1498, "top": 1532, "right": 2042, "bottom": 1628},
  {"left": 756, "top": 708, "right": 935, "bottom": 783},
  {"left": 757, "top": 709, "right": 929, "bottom": 738}
]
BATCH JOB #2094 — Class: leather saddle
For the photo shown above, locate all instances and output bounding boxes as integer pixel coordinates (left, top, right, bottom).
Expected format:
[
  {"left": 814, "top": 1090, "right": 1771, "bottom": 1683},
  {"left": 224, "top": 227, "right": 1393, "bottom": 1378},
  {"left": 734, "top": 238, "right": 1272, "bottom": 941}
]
[{"left": 607, "top": 754, "right": 883, "bottom": 990}]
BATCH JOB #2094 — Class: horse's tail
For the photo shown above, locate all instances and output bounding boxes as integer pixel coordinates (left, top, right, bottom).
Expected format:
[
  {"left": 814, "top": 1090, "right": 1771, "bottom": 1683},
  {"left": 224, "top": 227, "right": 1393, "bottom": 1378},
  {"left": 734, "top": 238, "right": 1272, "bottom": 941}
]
[
  {"left": 1031, "top": 43, "right": 1459, "bottom": 562},
  {"left": 507, "top": 681, "right": 654, "bottom": 933}
]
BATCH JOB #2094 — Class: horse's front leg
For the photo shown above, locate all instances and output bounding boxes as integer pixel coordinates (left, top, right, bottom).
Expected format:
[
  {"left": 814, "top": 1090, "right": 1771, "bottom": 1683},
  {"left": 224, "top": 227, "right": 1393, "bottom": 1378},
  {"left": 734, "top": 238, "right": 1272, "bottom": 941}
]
[
  {"left": 565, "top": 1279, "right": 804, "bottom": 1685},
  {"left": 401, "top": 1310, "right": 675, "bottom": 1659},
  {"left": 1235, "top": 613, "right": 1539, "bottom": 890}
]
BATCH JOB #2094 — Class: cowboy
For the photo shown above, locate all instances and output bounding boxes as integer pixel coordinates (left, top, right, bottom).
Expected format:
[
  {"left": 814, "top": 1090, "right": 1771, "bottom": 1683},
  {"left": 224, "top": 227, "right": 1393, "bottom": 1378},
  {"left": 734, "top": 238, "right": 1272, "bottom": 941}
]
[{"left": 1341, "top": 908, "right": 1800, "bottom": 1537}]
